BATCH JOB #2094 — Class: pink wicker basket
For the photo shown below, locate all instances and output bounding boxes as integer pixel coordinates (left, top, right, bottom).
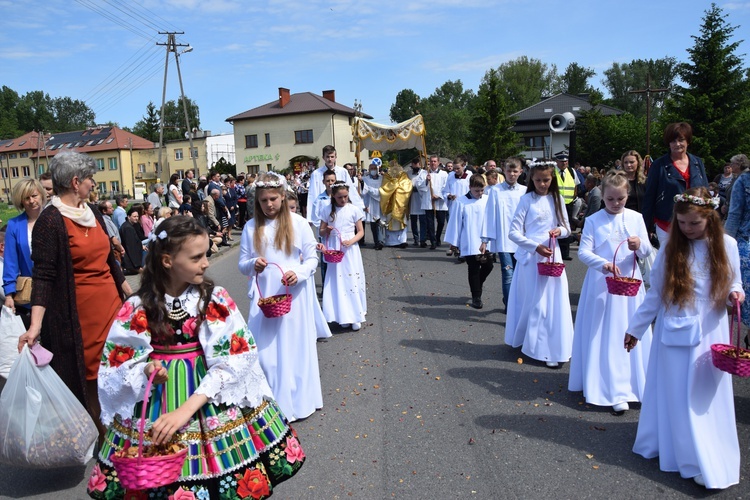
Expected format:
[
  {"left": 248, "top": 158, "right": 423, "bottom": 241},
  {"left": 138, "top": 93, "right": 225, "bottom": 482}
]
[
  {"left": 256, "top": 262, "right": 292, "bottom": 318},
  {"left": 322, "top": 228, "right": 344, "bottom": 263},
  {"left": 711, "top": 301, "right": 750, "bottom": 377},
  {"left": 537, "top": 235, "right": 565, "bottom": 277},
  {"left": 111, "top": 369, "right": 188, "bottom": 490},
  {"left": 605, "top": 240, "right": 642, "bottom": 296}
]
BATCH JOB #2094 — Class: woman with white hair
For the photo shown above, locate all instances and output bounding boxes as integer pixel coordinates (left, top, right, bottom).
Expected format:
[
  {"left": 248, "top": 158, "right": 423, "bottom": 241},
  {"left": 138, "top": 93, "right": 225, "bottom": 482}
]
[{"left": 16, "top": 151, "right": 131, "bottom": 440}]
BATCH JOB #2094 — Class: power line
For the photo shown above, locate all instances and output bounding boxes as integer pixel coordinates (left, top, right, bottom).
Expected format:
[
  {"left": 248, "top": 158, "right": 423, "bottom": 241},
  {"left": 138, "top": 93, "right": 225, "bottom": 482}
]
[
  {"left": 82, "top": 37, "right": 159, "bottom": 103},
  {"left": 85, "top": 48, "right": 163, "bottom": 108},
  {"left": 100, "top": 0, "right": 168, "bottom": 34},
  {"left": 94, "top": 61, "right": 165, "bottom": 117},
  {"left": 74, "top": 0, "right": 154, "bottom": 40}
]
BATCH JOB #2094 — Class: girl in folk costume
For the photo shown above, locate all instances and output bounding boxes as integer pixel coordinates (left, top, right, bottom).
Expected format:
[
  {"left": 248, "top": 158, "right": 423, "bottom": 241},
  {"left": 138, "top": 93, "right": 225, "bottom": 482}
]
[
  {"left": 625, "top": 187, "right": 744, "bottom": 490},
  {"left": 445, "top": 174, "right": 493, "bottom": 309},
  {"left": 568, "top": 170, "right": 653, "bottom": 414},
  {"left": 88, "top": 216, "right": 303, "bottom": 500},
  {"left": 239, "top": 175, "right": 327, "bottom": 422},
  {"left": 318, "top": 181, "right": 367, "bottom": 330},
  {"left": 506, "top": 160, "right": 574, "bottom": 367}
]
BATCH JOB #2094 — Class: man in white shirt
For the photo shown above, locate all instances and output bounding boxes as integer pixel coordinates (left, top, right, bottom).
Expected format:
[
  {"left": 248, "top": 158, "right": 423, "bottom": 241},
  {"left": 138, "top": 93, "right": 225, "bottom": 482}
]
[
  {"left": 305, "top": 145, "right": 349, "bottom": 224},
  {"left": 362, "top": 159, "right": 384, "bottom": 249},
  {"left": 425, "top": 155, "right": 448, "bottom": 250},
  {"left": 407, "top": 157, "right": 429, "bottom": 247}
]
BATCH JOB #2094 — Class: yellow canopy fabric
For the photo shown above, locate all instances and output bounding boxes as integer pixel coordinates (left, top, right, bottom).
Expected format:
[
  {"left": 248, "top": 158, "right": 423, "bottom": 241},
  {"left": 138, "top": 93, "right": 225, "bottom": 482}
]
[
  {"left": 353, "top": 115, "right": 426, "bottom": 152},
  {"left": 379, "top": 170, "right": 412, "bottom": 231}
]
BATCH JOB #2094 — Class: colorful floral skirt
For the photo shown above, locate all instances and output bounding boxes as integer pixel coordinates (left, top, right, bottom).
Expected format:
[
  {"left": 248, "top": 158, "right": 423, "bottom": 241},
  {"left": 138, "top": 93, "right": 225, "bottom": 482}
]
[{"left": 87, "top": 343, "right": 304, "bottom": 499}]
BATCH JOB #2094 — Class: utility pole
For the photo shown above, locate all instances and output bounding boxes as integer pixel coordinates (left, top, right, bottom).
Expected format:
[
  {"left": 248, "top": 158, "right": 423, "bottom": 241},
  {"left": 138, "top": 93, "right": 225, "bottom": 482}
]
[
  {"left": 628, "top": 74, "right": 669, "bottom": 158},
  {"left": 156, "top": 32, "right": 198, "bottom": 180}
]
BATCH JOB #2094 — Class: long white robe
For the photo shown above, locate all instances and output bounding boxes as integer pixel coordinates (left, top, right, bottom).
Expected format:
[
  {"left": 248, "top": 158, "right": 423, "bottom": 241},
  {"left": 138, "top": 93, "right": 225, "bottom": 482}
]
[
  {"left": 443, "top": 172, "right": 471, "bottom": 216},
  {"left": 322, "top": 204, "right": 367, "bottom": 324},
  {"left": 407, "top": 169, "right": 429, "bottom": 216},
  {"left": 239, "top": 212, "right": 325, "bottom": 421},
  {"left": 627, "top": 235, "right": 743, "bottom": 489},
  {"left": 426, "top": 169, "right": 448, "bottom": 211},
  {"left": 306, "top": 165, "right": 349, "bottom": 223},
  {"left": 568, "top": 208, "right": 652, "bottom": 406},
  {"left": 481, "top": 182, "right": 525, "bottom": 253},
  {"left": 506, "top": 192, "right": 574, "bottom": 363},
  {"left": 445, "top": 193, "right": 490, "bottom": 256},
  {"left": 362, "top": 175, "right": 382, "bottom": 222}
]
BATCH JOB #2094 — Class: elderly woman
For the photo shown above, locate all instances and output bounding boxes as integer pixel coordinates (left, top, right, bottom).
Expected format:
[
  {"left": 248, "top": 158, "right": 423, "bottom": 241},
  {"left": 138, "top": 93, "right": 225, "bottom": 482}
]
[
  {"left": 641, "top": 122, "right": 708, "bottom": 247},
  {"left": 17, "top": 151, "right": 131, "bottom": 439},
  {"left": 726, "top": 159, "right": 750, "bottom": 342},
  {"left": 3, "top": 179, "right": 46, "bottom": 327}
]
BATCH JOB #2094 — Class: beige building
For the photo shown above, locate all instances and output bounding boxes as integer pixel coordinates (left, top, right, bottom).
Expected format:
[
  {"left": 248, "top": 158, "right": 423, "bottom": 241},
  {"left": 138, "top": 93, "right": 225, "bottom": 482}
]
[
  {"left": 0, "top": 127, "right": 155, "bottom": 201},
  {"left": 160, "top": 135, "right": 208, "bottom": 181},
  {"left": 226, "top": 88, "right": 372, "bottom": 175}
]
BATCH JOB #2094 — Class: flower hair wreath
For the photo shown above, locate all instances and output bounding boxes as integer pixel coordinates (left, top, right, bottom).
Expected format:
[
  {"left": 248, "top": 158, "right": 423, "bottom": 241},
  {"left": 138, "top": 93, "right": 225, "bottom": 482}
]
[
  {"left": 331, "top": 181, "right": 349, "bottom": 189},
  {"left": 528, "top": 160, "right": 557, "bottom": 168},
  {"left": 673, "top": 193, "right": 720, "bottom": 209},
  {"left": 255, "top": 180, "right": 283, "bottom": 189}
]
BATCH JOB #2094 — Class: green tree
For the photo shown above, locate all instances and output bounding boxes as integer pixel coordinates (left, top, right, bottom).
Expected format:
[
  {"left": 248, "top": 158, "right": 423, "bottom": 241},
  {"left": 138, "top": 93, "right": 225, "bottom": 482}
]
[
  {"left": 557, "top": 63, "right": 603, "bottom": 102},
  {"left": 160, "top": 97, "right": 201, "bottom": 142},
  {"left": 16, "top": 91, "right": 54, "bottom": 133},
  {"left": 470, "top": 69, "right": 520, "bottom": 162},
  {"left": 389, "top": 89, "right": 421, "bottom": 123},
  {"left": 131, "top": 101, "right": 160, "bottom": 142},
  {"left": 495, "top": 56, "right": 558, "bottom": 113},
  {"left": 211, "top": 157, "right": 236, "bottom": 177},
  {"left": 661, "top": 3, "right": 750, "bottom": 173},
  {"left": 576, "top": 109, "right": 647, "bottom": 167},
  {"left": 602, "top": 57, "right": 678, "bottom": 118},
  {"left": 50, "top": 96, "right": 95, "bottom": 131},
  {"left": 421, "top": 80, "right": 476, "bottom": 157},
  {"left": 0, "top": 86, "right": 21, "bottom": 139}
]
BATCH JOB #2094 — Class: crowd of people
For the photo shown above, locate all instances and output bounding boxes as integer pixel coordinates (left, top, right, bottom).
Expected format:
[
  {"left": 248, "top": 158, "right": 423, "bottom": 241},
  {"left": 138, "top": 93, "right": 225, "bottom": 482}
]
[{"left": 0, "top": 119, "right": 748, "bottom": 495}]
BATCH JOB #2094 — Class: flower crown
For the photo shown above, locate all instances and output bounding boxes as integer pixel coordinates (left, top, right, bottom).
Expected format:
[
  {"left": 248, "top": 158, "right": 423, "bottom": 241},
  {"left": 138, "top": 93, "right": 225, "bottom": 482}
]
[
  {"left": 255, "top": 180, "right": 283, "bottom": 189},
  {"left": 528, "top": 160, "right": 557, "bottom": 168},
  {"left": 331, "top": 181, "right": 349, "bottom": 188},
  {"left": 673, "top": 193, "right": 720, "bottom": 209}
]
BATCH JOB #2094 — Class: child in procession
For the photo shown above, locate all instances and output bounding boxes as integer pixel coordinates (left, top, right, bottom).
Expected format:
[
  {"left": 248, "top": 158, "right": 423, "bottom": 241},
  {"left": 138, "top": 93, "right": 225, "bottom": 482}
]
[
  {"left": 445, "top": 174, "right": 493, "bottom": 309},
  {"left": 624, "top": 187, "right": 744, "bottom": 490},
  {"left": 568, "top": 170, "right": 653, "bottom": 414},
  {"left": 318, "top": 182, "right": 367, "bottom": 331},
  {"left": 239, "top": 175, "right": 326, "bottom": 422},
  {"left": 88, "top": 216, "right": 303, "bottom": 499},
  {"left": 505, "top": 160, "right": 574, "bottom": 367}
]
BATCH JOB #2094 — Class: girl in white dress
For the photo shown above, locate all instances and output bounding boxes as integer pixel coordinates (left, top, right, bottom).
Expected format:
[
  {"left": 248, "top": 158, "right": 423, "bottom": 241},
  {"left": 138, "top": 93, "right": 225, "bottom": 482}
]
[
  {"left": 239, "top": 175, "right": 324, "bottom": 422},
  {"left": 625, "top": 187, "right": 744, "bottom": 489},
  {"left": 445, "top": 174, "right": 493, "bottom": 309},
  {"left": 568, "top": 170, "right": 653, "bottom": 413},
  {"left": 318, "top": 181, "right": 367, "bottom": 331},
  {"left": 506, "top": 160, "right": 574, "bottom": 367}
]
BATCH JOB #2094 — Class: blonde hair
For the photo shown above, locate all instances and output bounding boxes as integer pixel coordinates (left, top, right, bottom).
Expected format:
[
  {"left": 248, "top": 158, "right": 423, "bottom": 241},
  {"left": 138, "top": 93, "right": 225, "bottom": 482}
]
[
  {"left": 600, "top": 169, "right": 630, "bottom": 195},
  {"left": 253, "top": 173, "right": 294, "bottom": 256},
  {"left": 620, "top": 150, "right": 646, "bottom": 184},
  {"left": 157, "top": 207, "right": 172, "bottom": 219},
  {"left": 11, "top": 178, "right": 46, "bottom": 211}
]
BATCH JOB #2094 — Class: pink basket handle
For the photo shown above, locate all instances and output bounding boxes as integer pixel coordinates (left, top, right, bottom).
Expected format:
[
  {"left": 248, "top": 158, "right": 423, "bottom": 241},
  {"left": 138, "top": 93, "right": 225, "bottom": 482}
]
[
  {"left": 612, "top": 239, "right": 637, "bottom": 279},
  {"left": 134, "top": 367, "right": 160, "bottom": 465},
  {"left": 545, "top": 235, "right": 559, "bottom": 264},
  {"left": 254, "top": 262, "right": 289, "bottom": 299},
  {"left": 731, "top": 300, "right": 742, "bottom": 357},
  {"left": 326, "top": 228, "right": 342, "bottom": 251}
]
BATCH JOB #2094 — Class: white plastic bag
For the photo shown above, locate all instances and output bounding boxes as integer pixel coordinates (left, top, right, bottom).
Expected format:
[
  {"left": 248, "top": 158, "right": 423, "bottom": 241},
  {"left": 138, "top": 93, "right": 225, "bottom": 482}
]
[
  {"left": 0, "top": 305, "right": 24, "bottom": 379},
  {"left": 0, "top": 345, "right": 97, "bottom": 468}
]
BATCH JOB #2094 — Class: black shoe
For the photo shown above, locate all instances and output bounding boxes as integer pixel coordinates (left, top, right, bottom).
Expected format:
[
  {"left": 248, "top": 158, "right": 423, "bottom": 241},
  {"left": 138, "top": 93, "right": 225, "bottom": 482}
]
[
  {"left": 468, "top": 298, "right": 483, "bottom": 309},
  {"left": 412, "top": 240, "right": 420, "bottom": 247},
  {"left": 420, "top": 241, "right": 427, "bottom": 248},
  {"left": 398, "top": 243, "right": 408, "bottom": 249},
  {"left": 562, "top": 255, "right": 573, "bottom": 261},
  {"left": 429, "top": 244, "right": 437, "bottom": 250},
  {"left": 457, "top": 257, "right": 465, "bottom": 263},
  {"left": 375, "top": 244, "right": 383, "bottom": 250}
]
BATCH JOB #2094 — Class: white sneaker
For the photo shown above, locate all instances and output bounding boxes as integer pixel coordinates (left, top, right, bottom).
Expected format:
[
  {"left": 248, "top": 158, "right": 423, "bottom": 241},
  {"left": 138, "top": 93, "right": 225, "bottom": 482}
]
[
  {"left": 340, "top": 323, "right": 351, "bottom": 328},
  {"left": 545, "top": 361, "right": 559, "bottom": 368},
  {"left": 612, "top": 402, "right": 630, "bottom": 413},
  {"left": 352, "top": 323, "right": 361, "bottom": 331},
  {"left": 693, "top": 474, "right": 705, "bottom": 487}
]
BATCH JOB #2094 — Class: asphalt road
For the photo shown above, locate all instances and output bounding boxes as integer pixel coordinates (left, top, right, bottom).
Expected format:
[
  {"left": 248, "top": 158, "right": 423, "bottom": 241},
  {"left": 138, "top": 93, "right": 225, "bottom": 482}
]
[{"left": 2, "top": 241, "right": 749, "bottom": 499}]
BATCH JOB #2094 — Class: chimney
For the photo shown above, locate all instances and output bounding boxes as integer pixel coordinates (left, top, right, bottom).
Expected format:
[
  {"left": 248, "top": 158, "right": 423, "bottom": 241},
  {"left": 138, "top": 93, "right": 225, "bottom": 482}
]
[
  {"left": 322, "top": 90, "right": 336, "bottom": 102},
  {"left": 279, "top": 88, "right": 290, "bottom": 108}
]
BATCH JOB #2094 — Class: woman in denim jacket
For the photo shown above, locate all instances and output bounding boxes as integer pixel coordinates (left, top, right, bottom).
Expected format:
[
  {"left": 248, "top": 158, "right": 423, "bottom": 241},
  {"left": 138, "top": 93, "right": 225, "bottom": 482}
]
[
  {"left": 641, "top": 122, "right": 708, "bottom": 247},
  {"left": 725, "top": 168, "right": 750, "bottom": 334}
]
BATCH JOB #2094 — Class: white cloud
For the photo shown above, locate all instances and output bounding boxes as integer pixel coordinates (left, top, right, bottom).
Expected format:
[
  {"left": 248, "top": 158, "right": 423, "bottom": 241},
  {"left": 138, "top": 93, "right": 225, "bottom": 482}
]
[
  {"left": 723, "top": 2, "right": 750, "bottom": 9},
  {"left": 423, "top": 52, "right": 524, "bottom": 73}
]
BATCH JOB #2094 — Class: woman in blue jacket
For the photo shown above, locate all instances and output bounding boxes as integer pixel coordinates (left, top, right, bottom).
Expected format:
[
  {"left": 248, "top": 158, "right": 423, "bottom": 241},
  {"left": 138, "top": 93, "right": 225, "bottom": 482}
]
[
  {"left": 641, "top": 122, "right": 709, "bottom": 247},
  {"left": 3, "top": 178, "right": 46, "bottom": 327}
]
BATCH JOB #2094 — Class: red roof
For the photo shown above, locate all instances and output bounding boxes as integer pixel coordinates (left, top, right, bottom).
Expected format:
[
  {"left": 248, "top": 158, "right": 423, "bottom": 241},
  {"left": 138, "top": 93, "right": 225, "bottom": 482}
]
[
  {"left": 226, "top": 91, "right": 372, "bottom": 122},
  {"left": 21, "top": 126, "right": 156, "bottom": 159}
]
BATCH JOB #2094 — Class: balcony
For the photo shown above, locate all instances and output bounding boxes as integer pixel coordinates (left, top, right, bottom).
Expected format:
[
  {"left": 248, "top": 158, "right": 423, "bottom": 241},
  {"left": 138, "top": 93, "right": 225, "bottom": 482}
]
[{"left": 135, "top": 171, "right": 158, "bottom": 180}]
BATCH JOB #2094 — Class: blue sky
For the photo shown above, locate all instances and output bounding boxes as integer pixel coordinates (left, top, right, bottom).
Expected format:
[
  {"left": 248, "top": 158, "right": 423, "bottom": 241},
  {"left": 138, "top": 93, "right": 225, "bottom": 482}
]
[{"left": 1, "top": 0, "right": 748, "bottom": 136}]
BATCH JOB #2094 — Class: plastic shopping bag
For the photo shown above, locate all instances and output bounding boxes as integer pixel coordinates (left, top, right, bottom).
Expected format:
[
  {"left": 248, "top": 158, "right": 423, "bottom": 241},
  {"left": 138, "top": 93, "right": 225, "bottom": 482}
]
[
  {"left": 0, "top": 306, "right": 24, "bottom": 379},
  {"left": 0, "top": 345, "right": 97, "bottom": 468}
]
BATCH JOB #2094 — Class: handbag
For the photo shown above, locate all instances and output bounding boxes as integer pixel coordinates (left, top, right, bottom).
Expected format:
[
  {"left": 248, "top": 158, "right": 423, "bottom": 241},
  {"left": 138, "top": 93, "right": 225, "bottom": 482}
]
[{"left": 14, "top": 276, "right": 32, "bottom": 305}]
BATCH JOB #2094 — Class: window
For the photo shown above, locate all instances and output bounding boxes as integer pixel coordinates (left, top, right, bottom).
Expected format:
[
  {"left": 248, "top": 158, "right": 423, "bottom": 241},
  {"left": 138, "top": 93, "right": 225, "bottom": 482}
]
[
  {"left": 190, "top": 147, "right": 198, "bottom": 159},
  {"left": 9, "top": 153, "right": 17, "bottom": 159},
  {"left": 137, "top": 163, "right": 146, "bottom": 173},
  {"left": 294, "top": 130, "right": 313, "bottom": 144},
  {"left": 110, "top": 181, "right": 120, "bottom": 194},
  {"left": 22, "top": 166, "right": 30, "bottom": 176},
  {"left": 523, "top": 136, "right": 549, "bottom": 151},
  {"left": 0, "top": 154, "right": 5, "bottom": 160},
  {"left": 0, "top": 168, "right": 7, "bottom": 178},
  {"left": 96, "top": 158, "right": 105, "bottom": 171},
  {"left": 98, "top": 182, "right": 107, "bottom": 194},
  {"left": 11, "top": 167, "right": 18, "bottom": 178},
  {"left": 245, "top": 135, "right": 258, "bottom": 148},
  {"left": 265, "top": 133, "right": 270, "bottom": 147},
  {"left": 37, "top": 164, "right": 45, "bottom": 176},
  {"left": 247, "top": 165, "right": 260, "bottom": 175},
  {"left": 175, "top": 149, "right": 183, "bottom": 160},
  {"left": 20, "top": 152, "right": 28, "bottom": 158},
  {"left": 266, "top": 164, "right": 272, "bottom": 171},
  {"left": 108, "top": 157, "right": 118, "bottom": 170}
]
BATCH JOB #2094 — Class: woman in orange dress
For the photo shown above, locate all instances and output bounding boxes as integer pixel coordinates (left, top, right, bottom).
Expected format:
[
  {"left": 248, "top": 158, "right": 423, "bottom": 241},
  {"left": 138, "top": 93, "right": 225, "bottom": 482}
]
[{"left": 17, "top": 151, "right": 132, "bottom": 439}]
